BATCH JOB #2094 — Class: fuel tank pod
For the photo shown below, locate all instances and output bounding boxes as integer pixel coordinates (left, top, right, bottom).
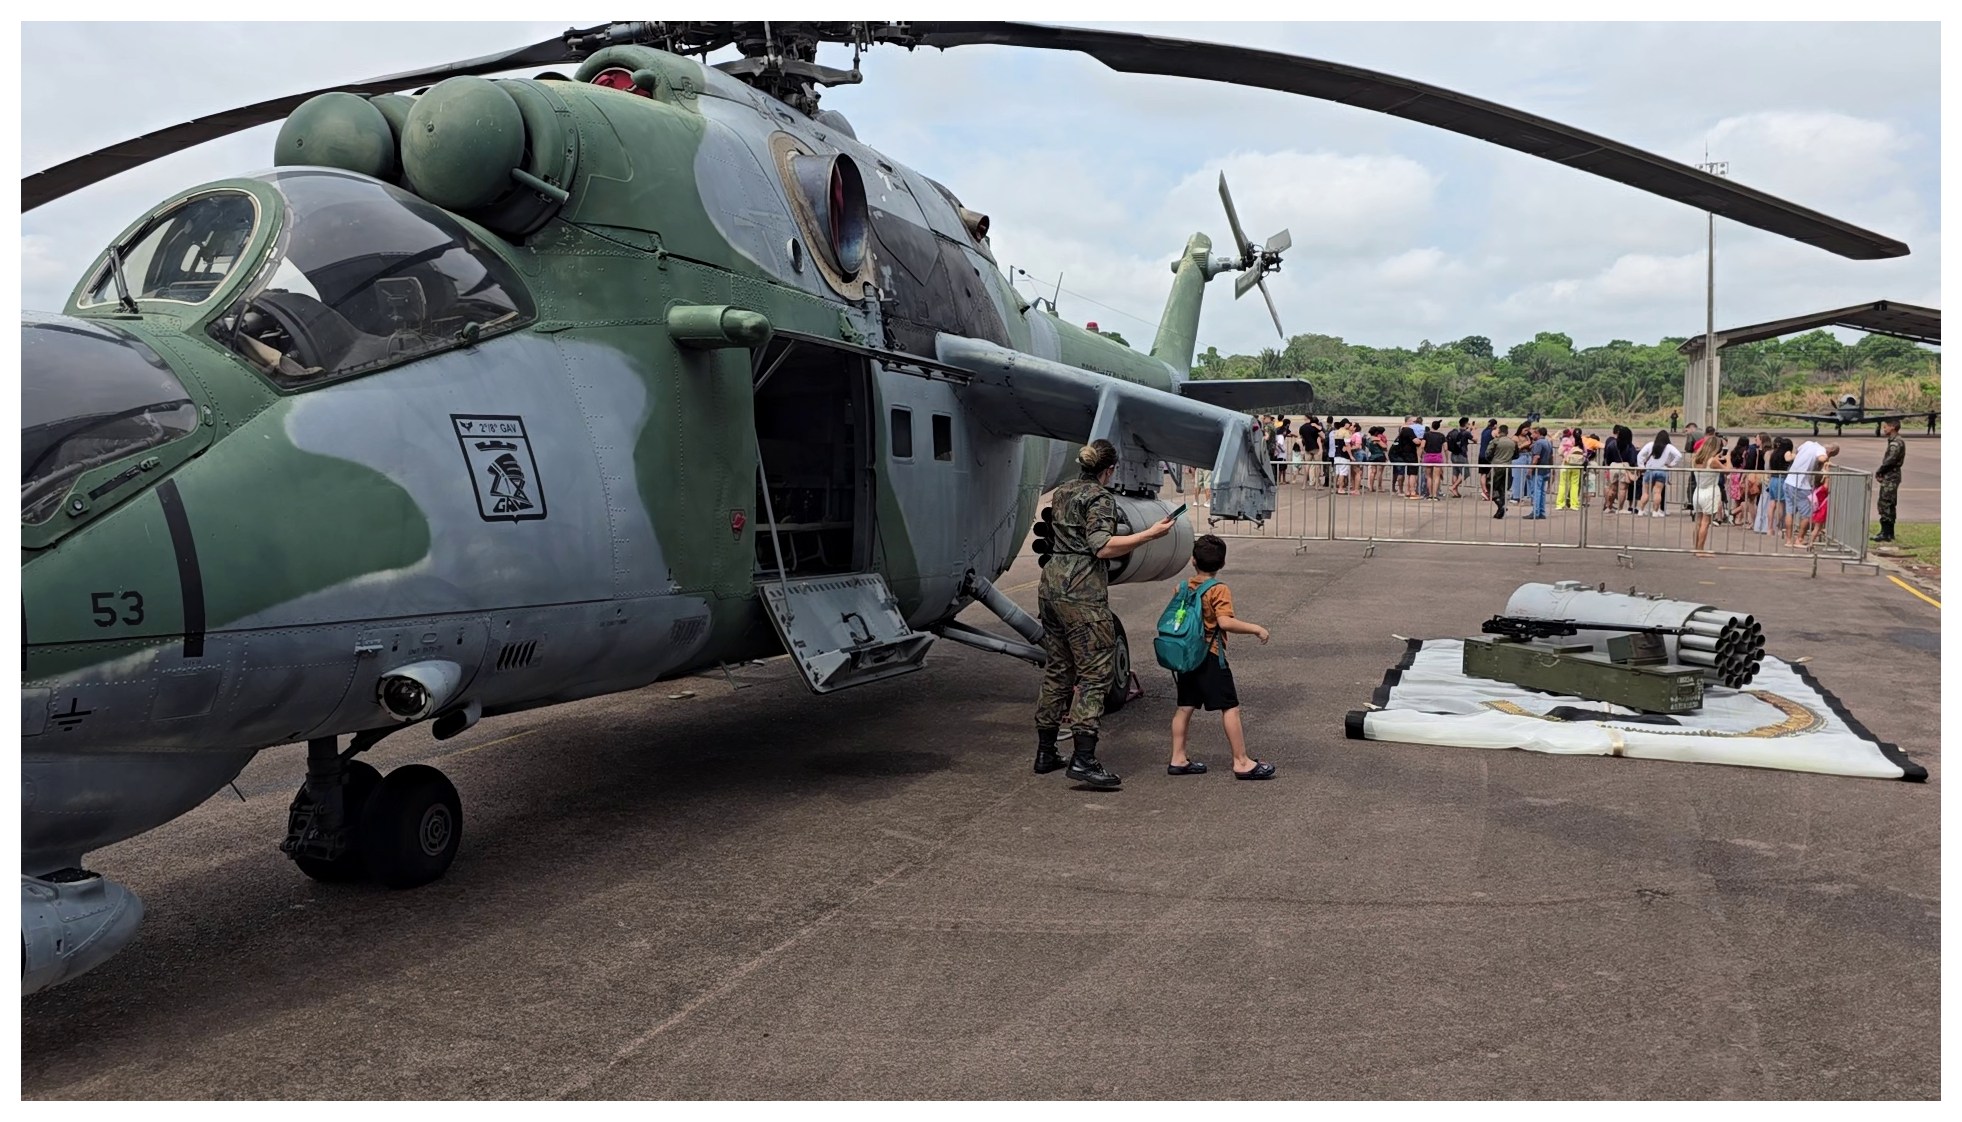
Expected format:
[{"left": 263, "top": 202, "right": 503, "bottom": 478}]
[
  {"left": 273, "top": 91, "right": 397, "bottom": 180},
  {"left": 400, "top": 76, "right": 525, "bottom": 211},
  {"left": 1105, "top": 496, "right": 1197, "bottom": 586},
  {"left": 277, "top": 78, "right": 578, "bottom": 240}
]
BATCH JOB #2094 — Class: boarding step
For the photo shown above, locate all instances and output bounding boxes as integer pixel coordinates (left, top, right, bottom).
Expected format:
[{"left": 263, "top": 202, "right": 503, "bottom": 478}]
[{"left": 759, "top": 572, "right": 934, "bottom": 693}]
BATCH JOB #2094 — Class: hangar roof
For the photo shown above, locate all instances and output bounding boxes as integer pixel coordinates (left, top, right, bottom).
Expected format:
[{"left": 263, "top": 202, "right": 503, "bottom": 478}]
[{"left": 1679, "top": 300, "right": 1940, "bottom": 354}]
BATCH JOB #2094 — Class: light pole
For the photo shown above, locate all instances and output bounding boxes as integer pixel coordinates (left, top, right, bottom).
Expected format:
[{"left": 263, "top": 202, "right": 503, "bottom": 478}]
[{"left": 1698, "top": 152, "right": 1728, "bottom": 430}]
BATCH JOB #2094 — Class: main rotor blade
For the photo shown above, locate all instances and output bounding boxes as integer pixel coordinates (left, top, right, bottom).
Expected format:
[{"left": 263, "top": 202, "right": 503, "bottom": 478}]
[
  {"left": 1218, "top": 172, "right": 1252, "bottom": 258},
  {"left": 1258, "top": 278, "right": 1285, "bottom": 339},
  {"left": 914, "top": 22, "right": 1909, "bottom": 260},
  {"left": 23, "top": 34, "right": 578, "bottom": 211}
]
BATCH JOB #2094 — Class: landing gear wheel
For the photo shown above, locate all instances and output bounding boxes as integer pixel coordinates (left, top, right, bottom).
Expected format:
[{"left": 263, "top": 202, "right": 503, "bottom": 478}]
[
  {"left": 359, "top": 764, "right": 462, "bottom": 890},
  {"left": 1104, "top": 616, "right": 1133, "bottom": 714},
  {"left": 290, "top": 760, "right": 382, "bottom": 883}
]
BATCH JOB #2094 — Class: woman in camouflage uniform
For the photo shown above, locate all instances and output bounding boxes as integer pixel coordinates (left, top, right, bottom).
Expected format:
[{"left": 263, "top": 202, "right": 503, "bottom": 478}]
[{"left": 1033, "top": 439, "right": 1175, "bottom": 789}]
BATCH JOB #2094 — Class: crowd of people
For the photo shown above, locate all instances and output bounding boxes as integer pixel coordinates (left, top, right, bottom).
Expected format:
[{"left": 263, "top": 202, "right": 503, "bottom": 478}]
[{"left": 1236, "top": 414, "right": 1850, "bottom": 557}]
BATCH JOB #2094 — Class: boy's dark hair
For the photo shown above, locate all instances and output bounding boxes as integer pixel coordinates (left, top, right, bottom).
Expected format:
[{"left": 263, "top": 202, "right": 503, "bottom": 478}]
[{"left": 1192, "top": 533, "right": 1227, "bottom": 573}]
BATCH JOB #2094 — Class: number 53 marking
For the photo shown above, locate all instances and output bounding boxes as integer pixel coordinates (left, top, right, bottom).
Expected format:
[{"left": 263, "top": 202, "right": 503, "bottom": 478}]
[{"left": 90, "top": 591, "right": 145, "bottom": 627}]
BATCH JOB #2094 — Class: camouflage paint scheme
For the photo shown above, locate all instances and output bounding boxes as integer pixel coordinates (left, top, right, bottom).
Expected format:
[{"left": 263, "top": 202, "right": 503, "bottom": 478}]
[{"left": 21, "top": 45, "right": 1281, "bottom": 985}]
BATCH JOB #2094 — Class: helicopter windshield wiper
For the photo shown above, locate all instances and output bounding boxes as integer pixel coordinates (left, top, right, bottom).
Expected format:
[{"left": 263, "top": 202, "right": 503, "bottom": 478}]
[{"left": 105, "top": 245, "right": 139, "bottom": 314}]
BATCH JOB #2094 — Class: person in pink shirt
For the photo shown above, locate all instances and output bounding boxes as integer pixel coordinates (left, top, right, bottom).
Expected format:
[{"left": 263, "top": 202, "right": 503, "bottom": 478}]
[{"left": 1800, "top": 458, "right": 1831, "bottom": 548}]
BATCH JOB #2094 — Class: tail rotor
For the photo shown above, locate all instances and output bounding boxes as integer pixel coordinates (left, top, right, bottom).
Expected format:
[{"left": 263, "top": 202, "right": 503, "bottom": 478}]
[{"left": 1218, "top": 172, "right": 1289, "bottom": 338}]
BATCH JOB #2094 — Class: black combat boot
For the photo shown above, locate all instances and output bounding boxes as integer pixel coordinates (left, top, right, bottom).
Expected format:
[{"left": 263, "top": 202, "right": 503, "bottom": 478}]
[
  {"left": 1872, "top": 520, "right": 1895, "bottom": 543},
  {"left": 1065, "top": 732, "right": 1122, "bottom": 789},
  {"left": 1034, "top": 727, "right": 1068, "bottom": 774}
]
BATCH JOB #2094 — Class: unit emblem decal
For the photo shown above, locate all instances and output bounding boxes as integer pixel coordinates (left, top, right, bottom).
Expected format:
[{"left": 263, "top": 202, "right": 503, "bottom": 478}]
[{"left": 452, "top": 415, "right": 547, "bottom": 522}]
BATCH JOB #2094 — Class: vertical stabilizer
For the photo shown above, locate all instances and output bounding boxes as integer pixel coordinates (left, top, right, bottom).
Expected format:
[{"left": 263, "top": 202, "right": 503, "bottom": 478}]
[{"left": 1150, "top": 233, "right": 1220, "bottom": 378}]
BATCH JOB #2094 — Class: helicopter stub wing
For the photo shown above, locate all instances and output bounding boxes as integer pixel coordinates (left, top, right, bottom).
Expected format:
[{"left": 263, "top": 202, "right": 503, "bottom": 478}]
[
  {"left": 935, "top": 335, "right": 1276, "bottom": 522},
  {"left": 1177, "top": 377, "right": 1315, "bottom": 413}
]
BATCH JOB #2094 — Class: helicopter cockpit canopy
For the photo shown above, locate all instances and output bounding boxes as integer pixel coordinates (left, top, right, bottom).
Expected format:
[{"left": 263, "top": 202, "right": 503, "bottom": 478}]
[
  {"left": 21, "top": 315, "right": 199, "bottom": 524},
  {"left": 210, "top": 168, "right": 533, "bottom": 388},
  {"left": 78, "top": 190, "right": 258, "bottom": 309}
]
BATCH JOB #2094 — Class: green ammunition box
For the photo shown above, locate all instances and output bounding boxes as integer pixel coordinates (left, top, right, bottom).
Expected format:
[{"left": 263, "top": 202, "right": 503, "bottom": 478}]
[{"left": 1462, "top": 637, "right": 1704, "bottom": 714}]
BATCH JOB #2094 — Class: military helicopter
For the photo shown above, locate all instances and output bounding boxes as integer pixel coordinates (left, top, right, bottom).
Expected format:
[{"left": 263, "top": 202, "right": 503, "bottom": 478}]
[{"left": 19, "top": 20, "right": 1909, "bottom": 995}]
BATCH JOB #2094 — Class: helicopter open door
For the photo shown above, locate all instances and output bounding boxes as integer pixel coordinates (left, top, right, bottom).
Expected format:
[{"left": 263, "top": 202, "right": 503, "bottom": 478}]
[
  {"left": 749, "top": 336, "right": 934, "bottom": 693},
  {"left": 758, "top": 573, "right": 934, "bottom": 693}
]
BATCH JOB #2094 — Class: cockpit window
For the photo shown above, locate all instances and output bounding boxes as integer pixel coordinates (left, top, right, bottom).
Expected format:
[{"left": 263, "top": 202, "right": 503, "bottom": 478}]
[
  {"left": 21, "top": 316, "right": 199, "bottom": 524},
  {"left": 210, "top": 169, "right": 532, "bottom": 387},
  {"left": 81, "top": 191, "right": 258, "bottom": 308}
]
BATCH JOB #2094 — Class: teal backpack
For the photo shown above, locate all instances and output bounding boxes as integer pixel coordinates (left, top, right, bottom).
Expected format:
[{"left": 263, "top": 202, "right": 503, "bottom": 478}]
[{"left": 1153, "top": 579, "right": 1221, "bottom": 674}]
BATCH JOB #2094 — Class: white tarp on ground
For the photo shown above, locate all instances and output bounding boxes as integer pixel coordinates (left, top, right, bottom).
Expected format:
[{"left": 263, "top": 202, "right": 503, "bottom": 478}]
[{"left": 1345, "top": 639, "right": 1925, "bottom": 781}]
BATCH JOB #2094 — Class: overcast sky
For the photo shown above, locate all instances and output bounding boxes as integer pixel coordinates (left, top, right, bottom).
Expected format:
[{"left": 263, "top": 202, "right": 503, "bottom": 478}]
[{"left": 18, "top": 16, "right": 1940, "bottom": 359}]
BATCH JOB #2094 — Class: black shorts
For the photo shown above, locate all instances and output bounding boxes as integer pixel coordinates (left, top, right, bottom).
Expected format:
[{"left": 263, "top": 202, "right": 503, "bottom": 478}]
[{"left": 1174, "top": 653, "right": 1239, "bottom": 711}]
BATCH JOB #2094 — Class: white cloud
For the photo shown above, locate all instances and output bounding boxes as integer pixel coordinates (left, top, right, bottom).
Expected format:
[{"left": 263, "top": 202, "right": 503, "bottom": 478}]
[
  {"left": 1703, "top": 111, "right": 1914, "bottom": 207},
  {"left": 20, "top": 236, "right": 77, "bottom": 311},
  {"left": 1374, "top": 247, "right": 1461, "bottom": 288},
  {"left": 1164, "top": 151, "right": 1440, "bottom": 259}
]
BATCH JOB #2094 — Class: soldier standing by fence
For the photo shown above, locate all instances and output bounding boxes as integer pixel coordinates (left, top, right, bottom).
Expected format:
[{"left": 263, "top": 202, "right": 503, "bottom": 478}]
[
  {"left": 1872, "top": 419, "right": 1906, "bottom": 543},
  {"left": 1486, "top": 424, "right": 1517, "bottom": 520}
]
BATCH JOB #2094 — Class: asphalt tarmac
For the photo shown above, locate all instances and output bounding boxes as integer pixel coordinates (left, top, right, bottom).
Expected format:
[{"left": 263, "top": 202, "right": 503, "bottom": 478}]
[{"left": 20, "top": 542, "right": 1939, "bottom": 1099}]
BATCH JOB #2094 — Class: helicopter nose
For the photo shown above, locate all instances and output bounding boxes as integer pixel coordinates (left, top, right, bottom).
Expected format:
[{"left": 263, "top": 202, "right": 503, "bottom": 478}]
[{"left": 20, "top": 313, "right": 200, "bottom": 528}]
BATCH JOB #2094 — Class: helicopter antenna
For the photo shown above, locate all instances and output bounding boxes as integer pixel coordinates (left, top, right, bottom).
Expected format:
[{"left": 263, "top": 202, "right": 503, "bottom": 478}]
[{"left": 1011, "top": 267, "right": 1065, "bottom": 315}]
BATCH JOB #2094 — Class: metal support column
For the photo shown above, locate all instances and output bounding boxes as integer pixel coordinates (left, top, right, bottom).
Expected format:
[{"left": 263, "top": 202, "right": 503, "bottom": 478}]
[{"left": 1696, "top": 154, "right": 1728, "bottom": 430}]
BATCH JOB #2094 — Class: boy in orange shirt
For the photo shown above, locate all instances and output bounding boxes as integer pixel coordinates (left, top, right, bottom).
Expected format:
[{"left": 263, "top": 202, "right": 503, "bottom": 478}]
[{"left": 1167, "top": 534, "right": 1275, "bottom": 779}]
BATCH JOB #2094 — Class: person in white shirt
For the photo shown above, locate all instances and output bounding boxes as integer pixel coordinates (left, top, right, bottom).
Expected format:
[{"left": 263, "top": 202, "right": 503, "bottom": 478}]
[
  {"left": 1634, "top": 429, "right": 1682, "bottom": 516},
  {"left": 1783, "top": 440, "right": 1837, "bottom": 546}
]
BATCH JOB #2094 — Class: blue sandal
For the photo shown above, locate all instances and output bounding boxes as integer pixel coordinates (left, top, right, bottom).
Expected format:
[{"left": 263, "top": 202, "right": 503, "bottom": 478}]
[
  {"left": 1167, "top": 760, "right": 1208, "bottom": 775},
  {"left": 1233, "top": 761, "right": 1276, "bottom": 780}
]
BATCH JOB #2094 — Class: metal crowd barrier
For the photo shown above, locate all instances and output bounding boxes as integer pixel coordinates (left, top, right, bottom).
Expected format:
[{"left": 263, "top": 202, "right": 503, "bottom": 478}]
[
  {"left": 1159, "top": 461, "right": 1870, "bottom": 565},
  {"left": 1573, "top": 463, "right": 1870, "bottom": 564}
]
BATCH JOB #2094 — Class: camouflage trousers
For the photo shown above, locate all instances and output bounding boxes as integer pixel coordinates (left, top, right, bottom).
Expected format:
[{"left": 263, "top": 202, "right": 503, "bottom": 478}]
[
  {"left": 1878, "top": 476, "right": 1900, "bottom": 522},
  {"left": 1035, "top": 598, "right": 1117, "bottom": 736}
]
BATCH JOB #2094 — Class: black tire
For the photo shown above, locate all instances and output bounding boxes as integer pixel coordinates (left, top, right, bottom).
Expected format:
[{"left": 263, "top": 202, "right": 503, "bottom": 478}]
[
  {"left": 359, "top": 764, "right": 462, "bottom": 890},
  {"left": 1104, "top": 616, "right": 1133, "bottom": 714},
  {"left": 290, "top": 760, "right": 382, "bottom": 884}
]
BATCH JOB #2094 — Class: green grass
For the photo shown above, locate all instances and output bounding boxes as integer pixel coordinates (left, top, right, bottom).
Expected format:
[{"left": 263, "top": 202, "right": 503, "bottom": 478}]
[{"left": 1877, "top": 521, "right": 1940, "bottom": 567}]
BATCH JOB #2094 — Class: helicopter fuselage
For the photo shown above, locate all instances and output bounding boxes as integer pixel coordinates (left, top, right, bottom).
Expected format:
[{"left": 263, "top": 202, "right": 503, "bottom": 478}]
[{"left": 22, "top": 47, "right": 1193, "bottom": 877}]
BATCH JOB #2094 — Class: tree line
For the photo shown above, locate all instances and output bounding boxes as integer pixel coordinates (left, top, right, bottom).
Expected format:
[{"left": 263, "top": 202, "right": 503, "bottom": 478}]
[{"left": 1190, "top": 328, "right": 1940, "bottom": 421}]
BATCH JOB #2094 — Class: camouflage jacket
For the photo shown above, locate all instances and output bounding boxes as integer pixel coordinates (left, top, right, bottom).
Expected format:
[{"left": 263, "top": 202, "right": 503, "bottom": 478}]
[
  {"left": 1038, "top": 476, "right": 1116, "bottom": 607},
  {"left": 1877, "top": 436, "right": 1906, "bottom": 480}
]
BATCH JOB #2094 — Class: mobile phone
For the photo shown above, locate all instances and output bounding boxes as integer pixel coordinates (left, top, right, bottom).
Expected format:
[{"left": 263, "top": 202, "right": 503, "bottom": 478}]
[{"left": 1169, "top": 502, "right": 1189, "bottom": 519}]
